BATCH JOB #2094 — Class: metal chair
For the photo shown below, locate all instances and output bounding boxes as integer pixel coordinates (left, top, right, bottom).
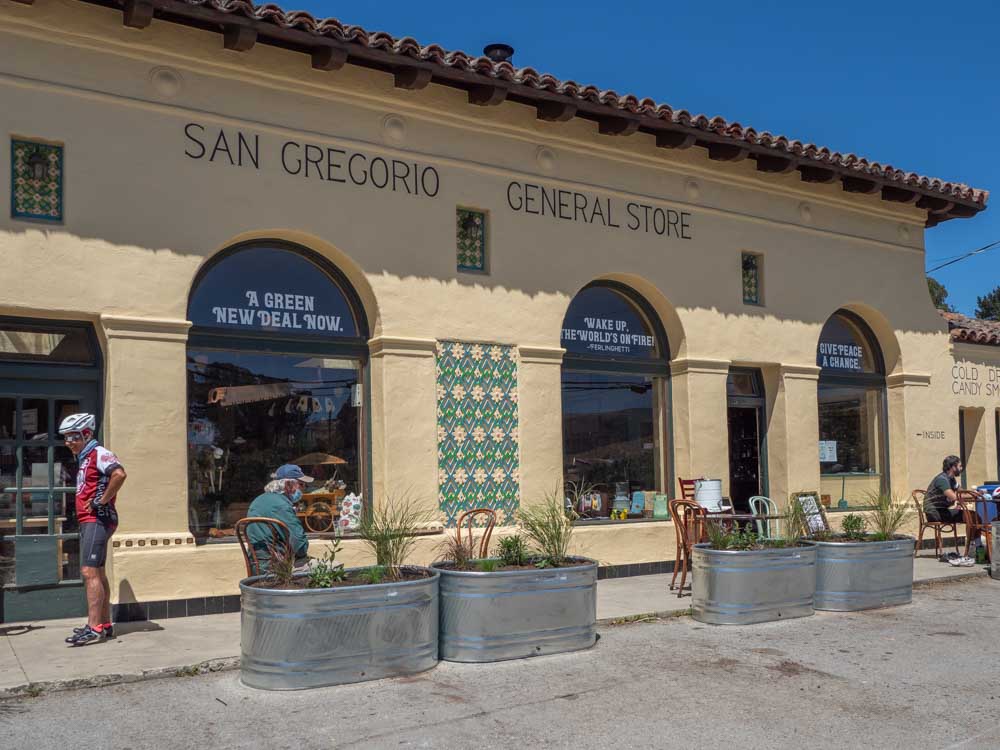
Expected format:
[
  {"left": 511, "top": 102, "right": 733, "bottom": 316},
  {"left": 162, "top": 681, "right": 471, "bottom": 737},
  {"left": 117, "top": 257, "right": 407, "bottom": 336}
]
[
  {"left": 668, "top": 498, "right": 707, "bottom": 597},
  {"left": 911, "top": 490, "right": 960, "bottom": 558},
  {"left": 455, "top": 507, "right": 498, "bottom": 558},
  {"left": 234, "top": 517, "right": 292, "bottom": 577},
  {"left": 748, "top": 495, "right": 779, "bottom": 539}
]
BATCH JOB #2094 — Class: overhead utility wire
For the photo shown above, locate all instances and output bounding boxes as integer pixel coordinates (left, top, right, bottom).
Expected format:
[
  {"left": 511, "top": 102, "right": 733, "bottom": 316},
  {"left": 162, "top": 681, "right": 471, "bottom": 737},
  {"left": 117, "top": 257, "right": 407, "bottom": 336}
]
[{"left": 926, "top": 238, "right": 1000, "bottom": 273}]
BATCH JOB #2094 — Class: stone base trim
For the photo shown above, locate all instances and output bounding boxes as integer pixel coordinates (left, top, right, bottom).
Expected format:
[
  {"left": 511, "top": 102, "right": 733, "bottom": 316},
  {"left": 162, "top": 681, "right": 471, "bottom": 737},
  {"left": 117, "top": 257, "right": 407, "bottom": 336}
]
[{"left": 112, "top": 533, "right": 196, "bottom": 549}]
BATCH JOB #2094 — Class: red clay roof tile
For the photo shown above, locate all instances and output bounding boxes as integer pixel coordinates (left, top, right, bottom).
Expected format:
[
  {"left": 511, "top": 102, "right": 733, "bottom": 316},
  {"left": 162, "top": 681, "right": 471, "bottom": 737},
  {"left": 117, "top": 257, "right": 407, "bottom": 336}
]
[{"left": 941, "top": 311, "right": 1000, "bottom": 347}]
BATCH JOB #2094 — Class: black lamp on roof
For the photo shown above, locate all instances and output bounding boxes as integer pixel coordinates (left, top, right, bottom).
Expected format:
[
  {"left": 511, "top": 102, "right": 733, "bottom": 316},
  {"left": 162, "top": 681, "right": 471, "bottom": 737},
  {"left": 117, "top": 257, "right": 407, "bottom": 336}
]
[{"left": 483, "top": 43, "right": 514, "bottom": 63}]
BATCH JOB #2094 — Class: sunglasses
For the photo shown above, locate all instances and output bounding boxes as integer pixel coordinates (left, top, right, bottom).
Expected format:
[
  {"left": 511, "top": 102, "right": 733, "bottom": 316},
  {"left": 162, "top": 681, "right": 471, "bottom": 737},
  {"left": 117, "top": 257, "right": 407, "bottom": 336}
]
[{"left": 62, "top": 433, "right": 85, "bottom": 442}]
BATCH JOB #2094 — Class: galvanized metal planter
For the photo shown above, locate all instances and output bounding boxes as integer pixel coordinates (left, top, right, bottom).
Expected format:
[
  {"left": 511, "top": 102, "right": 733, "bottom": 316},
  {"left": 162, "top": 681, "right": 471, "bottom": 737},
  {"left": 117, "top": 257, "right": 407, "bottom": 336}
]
[
  {"left": 432, "top": 557, "right": 597, "bottom": 662},
  {"left": 807, "top": 537, "right": 915, "bottom": 611},
  {"left": 691, "top": 543, "right": 816, "bottom": 625},
  {"left": 239, "top": 566, "right": 439, "bottom": 691}
]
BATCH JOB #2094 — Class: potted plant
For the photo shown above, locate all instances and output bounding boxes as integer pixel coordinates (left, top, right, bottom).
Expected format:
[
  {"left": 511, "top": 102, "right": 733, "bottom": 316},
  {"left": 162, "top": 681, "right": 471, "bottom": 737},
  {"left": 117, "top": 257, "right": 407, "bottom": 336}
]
[
  {"left": 691, "top": 502, "right": 816, "bottom": 625},
  {"left": 239, "top": 497, "right": 439, "bottom": 690},
  {"left": 431, "top": 493, "right": 598, "bottom": 662},
  {"left": 806, "top": 492, "right": 915, "bottom": 611}
]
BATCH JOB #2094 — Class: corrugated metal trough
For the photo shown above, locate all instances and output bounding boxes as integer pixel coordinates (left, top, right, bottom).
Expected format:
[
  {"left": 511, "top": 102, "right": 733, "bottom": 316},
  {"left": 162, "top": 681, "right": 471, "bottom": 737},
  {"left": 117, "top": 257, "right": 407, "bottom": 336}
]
[
  {"left": 691, "top": 543, "right": 816, "bottom": 625},
  {"left": 239, "top": 566, "right": 439, "bottom": 690},
  {"left": 432, "top": 557, "right": 598, "bottom": 662},
  {"left": 807, "top": 537, "right": 914, "bottom": 611}
]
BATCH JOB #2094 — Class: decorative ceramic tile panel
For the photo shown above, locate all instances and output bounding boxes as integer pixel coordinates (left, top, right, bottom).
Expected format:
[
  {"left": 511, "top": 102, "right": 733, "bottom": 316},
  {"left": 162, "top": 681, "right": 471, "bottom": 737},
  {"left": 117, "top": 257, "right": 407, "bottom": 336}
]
[
  {"left": 11, "top": 139, "right": 63, "bottom": 222},
  {"left": 742, "top": 252, "right": 761, "bottom": 305},
  {"left": 456, "top": 208, "right": 487, "bottom": 272},
  {"left": 436, "top": 341, "right": 519, "bottom": 527}
]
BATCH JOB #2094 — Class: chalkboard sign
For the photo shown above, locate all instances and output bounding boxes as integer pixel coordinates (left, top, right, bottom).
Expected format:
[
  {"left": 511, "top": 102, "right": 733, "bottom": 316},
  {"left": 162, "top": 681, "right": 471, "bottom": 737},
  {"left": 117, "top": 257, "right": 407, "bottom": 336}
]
[{"left": 796, "top": 493, "right": 828, "bottom": 533}]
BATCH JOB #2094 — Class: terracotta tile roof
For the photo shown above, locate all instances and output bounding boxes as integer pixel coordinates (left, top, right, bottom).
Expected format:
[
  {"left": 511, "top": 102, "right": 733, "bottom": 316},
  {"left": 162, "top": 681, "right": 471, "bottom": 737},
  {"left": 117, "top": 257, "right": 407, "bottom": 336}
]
[
  {"left": 73, "top": 0, "right": 989, "bottom": 220},
  {"left": 941, "top": 311, "right": 1000, "bottom": 346}
]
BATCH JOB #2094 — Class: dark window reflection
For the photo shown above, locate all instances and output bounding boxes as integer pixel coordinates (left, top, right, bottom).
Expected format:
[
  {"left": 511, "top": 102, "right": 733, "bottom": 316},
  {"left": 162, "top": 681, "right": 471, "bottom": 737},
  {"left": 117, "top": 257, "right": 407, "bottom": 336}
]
[
  {"left": 187, "top": 350, "right": 360, "bottom": 538},
  {"left": 562, "top": 371, "right": 659, "bottom": 499}
]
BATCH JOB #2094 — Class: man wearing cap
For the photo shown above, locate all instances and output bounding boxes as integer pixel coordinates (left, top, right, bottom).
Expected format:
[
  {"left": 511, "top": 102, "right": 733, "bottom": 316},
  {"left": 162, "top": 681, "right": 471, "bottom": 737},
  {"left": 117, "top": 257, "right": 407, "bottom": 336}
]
[{"left": 247, "top": 464, "right": 313, "bottom": 571}]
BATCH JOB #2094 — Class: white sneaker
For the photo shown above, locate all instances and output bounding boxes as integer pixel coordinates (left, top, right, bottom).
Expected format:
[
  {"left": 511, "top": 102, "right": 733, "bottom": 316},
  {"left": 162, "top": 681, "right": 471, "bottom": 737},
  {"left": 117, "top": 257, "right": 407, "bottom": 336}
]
[{"left": 960, "top": 557, "right": 976, "bottom": 567}]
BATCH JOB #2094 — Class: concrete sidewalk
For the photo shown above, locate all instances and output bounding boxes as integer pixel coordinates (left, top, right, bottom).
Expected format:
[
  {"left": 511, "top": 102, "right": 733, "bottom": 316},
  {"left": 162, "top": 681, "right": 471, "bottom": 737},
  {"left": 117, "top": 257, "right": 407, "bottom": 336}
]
[{"left": 0, "top": 555, "right": 988, "bottom": 698}]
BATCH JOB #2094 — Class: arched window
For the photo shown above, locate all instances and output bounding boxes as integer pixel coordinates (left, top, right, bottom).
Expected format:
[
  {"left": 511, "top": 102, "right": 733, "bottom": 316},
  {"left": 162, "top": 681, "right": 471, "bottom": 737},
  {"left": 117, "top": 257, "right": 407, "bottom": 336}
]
[
  {"left": 186, "top": 241, "right": 369, "bottom": 540},
  {"left": 560, "top": 282, "right": 670, "bottom": 520},
  {"left": 816, "top": 310, "right": 887, "bottom": 506}
]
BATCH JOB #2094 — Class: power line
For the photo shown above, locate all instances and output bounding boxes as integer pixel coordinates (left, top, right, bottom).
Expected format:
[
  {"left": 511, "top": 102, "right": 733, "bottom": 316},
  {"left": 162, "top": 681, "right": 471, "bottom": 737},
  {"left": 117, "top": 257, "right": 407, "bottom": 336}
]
[{"left": 926, "top": 238, "right": 1000, "bottom": 273}]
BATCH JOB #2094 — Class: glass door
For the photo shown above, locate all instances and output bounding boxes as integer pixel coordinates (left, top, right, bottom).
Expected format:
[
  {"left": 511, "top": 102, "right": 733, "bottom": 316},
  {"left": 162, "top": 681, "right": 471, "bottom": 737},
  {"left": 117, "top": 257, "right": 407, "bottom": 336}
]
[
  {"left": 1, "top": 384, "right": 98, "bottom": 622},
  {"left": 726, "top": 369, "right": 768, "bottom": 513}
]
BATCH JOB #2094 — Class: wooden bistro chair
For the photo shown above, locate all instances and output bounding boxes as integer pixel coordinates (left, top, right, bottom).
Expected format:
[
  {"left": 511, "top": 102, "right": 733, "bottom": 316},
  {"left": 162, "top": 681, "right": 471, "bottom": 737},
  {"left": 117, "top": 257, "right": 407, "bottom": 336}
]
[
  {"left": 669, "top": 499, "right": 707, "bottom": 598},
  {"left": 678, "top": 477, "right": 704, "bottom": 502},
  {"left": 911, "top": 490, "right": 960, "bottom": 559},
  {"left": 235, "top": 517, "right": 292, "bottom": 577},
  {"left": 957, "top": 490, "right": 991, "bottom": 561},
  {"left": 455, "top": 508, "right": 498, "bottom": 558}
]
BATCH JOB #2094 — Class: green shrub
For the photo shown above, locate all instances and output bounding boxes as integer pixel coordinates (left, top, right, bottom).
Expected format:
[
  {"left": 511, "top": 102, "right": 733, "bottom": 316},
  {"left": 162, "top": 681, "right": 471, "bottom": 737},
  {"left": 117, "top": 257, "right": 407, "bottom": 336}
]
[
  {"left": 496, "top": 534, "right": 529, "bottom": 567},
  {"left": 476, "top": 559, "right": 500, "bottom": 572},
  {"left": 864, "top": 492, "right": 913, "bottom": 541},
  {"left": 264, "top": 542, "right": 295, "bottom": 587},
  {"left": 358, "top": 493, "right": 430, "bottom": 581},
  {"left": 307, "top": 539, "right": 346, "bottom": 588},
  {"left": 840, "top": 513, "right": 867, "bottom": 541},
  {"left": 359, "top": 566, "right": 386, "bottom": 585},
  {"left": 518, "top": 490, "right": 577, "bottom": 567}
]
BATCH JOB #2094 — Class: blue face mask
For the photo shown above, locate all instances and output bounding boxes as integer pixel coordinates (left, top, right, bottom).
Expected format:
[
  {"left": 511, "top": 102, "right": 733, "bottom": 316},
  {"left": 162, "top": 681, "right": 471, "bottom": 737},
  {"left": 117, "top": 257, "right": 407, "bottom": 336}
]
[{"left": 290, "top": 489, "right": 303, "bottom": 504}]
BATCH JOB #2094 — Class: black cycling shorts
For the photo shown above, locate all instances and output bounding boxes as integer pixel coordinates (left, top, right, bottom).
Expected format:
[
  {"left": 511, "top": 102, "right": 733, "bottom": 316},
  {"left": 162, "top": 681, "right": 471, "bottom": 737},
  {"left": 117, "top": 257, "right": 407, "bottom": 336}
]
[{"left": 80, "top": 522, "right": 114, "bottom": 568}]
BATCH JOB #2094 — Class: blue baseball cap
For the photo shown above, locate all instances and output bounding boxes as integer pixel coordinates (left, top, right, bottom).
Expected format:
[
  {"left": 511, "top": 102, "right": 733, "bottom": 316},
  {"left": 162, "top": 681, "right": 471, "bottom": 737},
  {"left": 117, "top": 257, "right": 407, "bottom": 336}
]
[{"left": 273, "top": 464, "right": 314, "bottom": 483}]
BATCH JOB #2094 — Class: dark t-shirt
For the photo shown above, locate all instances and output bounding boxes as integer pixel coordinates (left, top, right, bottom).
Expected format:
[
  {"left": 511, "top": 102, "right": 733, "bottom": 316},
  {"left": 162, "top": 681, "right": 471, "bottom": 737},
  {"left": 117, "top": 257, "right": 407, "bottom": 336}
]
[{"left": 924, "top": 472, "right": 956, "bottom": 513}]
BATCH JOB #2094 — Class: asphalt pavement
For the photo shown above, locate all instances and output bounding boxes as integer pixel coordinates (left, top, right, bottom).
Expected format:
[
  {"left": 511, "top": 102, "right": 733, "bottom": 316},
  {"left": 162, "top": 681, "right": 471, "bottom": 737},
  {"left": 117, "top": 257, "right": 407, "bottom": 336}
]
[{"left": 4, "top": 576, "right": 999, "bottom": 750}]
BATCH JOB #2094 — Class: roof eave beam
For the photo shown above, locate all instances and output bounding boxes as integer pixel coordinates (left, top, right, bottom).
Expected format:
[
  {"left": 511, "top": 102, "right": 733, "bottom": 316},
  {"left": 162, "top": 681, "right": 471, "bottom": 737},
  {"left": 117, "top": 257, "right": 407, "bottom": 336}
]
[
  {"left": 598, "top": 115, "right": 641, "bottom": 136},
  {"left": 535, "top": 100, "right": 577, "bottom": 122},
  {"left": 797, "top": 165, "right": 837, "bottom": 183},
  {"left": 468, "top": 82, "right": 509, "bottom": 106},
  {"left": 311, "top": 45, "right": 348, "bottom": 71},
  {"left": 123, "top": 0, "right": 154, "bottom": 29},
  {"left": 841, "top": 176, "right": 880, "bottom": 194},
  {"left": 223, "top": 24, "right": 257, "bottom": 52},
  {"left": 394, "top": 66, "right": 433, "bottom": 91},
  {"left": 707, "top": 143, "right": 749, "bottom": 162},
  {"left": 655, "top": 131, "right": 697, "bottom": 149},
  {"left": 754, "top": 154, "right": 796, "bottom": 174},
  {"left": 881, "top": 186, "right": 920, "bottom": 204}
]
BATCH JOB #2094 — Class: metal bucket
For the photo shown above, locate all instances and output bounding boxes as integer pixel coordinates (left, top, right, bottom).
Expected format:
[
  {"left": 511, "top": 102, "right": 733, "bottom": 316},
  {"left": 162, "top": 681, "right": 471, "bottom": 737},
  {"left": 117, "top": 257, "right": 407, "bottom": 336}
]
[
  {"left": 239, "top": 566, "right": 439, "bottom": 690},
  {"left": 808, "top": 537, "right": 914, "bottom": 611},
  {"left": 992, "top": 521, "right": 1000, "bottom": 580},
  {"left": 432, "top": 557, "right": 597, "bottom": 662},
  {"left": 691, "top": 543, "right": 816, "bottom": 625}
]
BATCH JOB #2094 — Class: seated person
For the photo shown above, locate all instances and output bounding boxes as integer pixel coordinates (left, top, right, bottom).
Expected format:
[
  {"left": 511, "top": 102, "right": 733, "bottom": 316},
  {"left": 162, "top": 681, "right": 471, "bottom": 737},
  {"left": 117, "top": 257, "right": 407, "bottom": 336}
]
[
  {"left": 924, "top": 455, "right": 967, "bottom": 524},
  {"left": 247, "top": 463, "right": 312, "bottom": 571}
]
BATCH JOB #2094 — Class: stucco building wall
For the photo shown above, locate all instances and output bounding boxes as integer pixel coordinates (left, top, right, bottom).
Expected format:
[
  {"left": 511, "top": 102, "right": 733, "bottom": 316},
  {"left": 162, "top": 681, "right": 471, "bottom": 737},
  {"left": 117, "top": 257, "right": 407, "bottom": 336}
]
[{"left": 1, "top": 0, "right": 996, "bottom": 606}]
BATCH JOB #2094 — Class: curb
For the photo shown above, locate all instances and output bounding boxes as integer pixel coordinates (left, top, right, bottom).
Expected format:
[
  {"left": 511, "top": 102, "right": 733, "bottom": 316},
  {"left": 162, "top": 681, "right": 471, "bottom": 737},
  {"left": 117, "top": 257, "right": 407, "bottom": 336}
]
[
  {"left": 912, "top": 568, "right": 989, "bottom": 588},
  {"left": 0, "top": 655, "right": 240, "bottom": 700}
]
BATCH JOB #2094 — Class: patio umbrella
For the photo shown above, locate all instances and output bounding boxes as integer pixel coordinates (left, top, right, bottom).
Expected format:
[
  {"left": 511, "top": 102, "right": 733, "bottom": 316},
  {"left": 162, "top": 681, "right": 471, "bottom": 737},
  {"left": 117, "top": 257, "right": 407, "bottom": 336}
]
[{"left": 292, "top": 452, "right": 347, "bottom": 466}]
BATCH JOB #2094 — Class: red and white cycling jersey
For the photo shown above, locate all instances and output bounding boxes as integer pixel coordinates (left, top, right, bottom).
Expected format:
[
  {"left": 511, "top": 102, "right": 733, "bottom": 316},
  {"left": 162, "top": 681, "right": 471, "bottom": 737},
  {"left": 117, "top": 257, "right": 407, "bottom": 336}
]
[{"left": 75, "top": 443, "right": 122, "bottom": 526}]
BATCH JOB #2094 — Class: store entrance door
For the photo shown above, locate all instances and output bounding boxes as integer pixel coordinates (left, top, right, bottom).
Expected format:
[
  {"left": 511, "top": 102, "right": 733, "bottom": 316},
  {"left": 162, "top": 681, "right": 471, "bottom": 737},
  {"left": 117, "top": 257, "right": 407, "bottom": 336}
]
[
  {"left": 1, "top": 381, "right": 98, "bottom": 623},
  {"left": 727, "top": 369, "right": 767, "bottom": 514}
]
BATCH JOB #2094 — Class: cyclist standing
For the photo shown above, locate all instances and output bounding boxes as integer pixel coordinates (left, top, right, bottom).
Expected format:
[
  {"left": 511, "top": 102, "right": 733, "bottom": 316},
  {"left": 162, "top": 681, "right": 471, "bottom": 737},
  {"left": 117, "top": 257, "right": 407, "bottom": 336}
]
[{"left": 60, "top": 413, "right": 126, "bottom": 646}]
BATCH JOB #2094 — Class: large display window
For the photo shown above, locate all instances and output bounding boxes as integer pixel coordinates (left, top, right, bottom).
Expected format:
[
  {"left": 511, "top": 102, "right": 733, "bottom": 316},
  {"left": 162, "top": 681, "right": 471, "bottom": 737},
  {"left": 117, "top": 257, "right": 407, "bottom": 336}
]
[
  {"left": 186, "top": 242, "right": 369, "bottom": 540},
  {"left": 816, "top": 311, "right": 887, "bottom": 507},
  {"left": 560, "top": 283, "right": 670, "bottom": 521}
]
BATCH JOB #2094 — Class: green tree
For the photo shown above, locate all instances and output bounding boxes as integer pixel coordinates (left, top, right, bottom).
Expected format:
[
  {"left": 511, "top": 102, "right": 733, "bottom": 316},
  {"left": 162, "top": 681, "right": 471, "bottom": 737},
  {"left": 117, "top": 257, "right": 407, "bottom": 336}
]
[
  {"left": 926, "top": 276, "right": 953, "bottom": 311},
  {"left": 975, "top": 285, "right": 1000, "bottom": 321}
]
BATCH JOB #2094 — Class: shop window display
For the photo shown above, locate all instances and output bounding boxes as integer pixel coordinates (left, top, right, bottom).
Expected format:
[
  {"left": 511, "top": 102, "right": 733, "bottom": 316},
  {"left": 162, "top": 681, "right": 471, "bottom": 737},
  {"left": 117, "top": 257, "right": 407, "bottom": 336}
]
[
  {"left": 186, "top": 242, "right": 369, "bottom": 541},
  {"left": 816, "top": 311, "right": 887, "bottom": 507},
  {"left": 560, "top": 283, "right": 670, "bottom": 521}
]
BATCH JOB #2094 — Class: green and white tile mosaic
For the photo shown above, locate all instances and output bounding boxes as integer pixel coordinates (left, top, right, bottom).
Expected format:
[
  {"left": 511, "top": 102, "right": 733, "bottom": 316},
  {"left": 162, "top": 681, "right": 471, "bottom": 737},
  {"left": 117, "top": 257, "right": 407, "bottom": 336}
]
[
  {"left": 456, "top": 207, "right": 487, "bottom": 272},
  {"left": 436, "top": 340, "right": 519, "bottom": 526},
  {"left": 11, "top": 138, "right": 63, "bottom": 222}
]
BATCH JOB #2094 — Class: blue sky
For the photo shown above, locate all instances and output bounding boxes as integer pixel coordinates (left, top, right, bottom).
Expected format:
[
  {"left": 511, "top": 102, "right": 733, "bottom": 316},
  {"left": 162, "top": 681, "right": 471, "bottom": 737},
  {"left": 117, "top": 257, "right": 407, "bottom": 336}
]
[{"left": 294, "top": 1, "right": 998, "bottom": 315}]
